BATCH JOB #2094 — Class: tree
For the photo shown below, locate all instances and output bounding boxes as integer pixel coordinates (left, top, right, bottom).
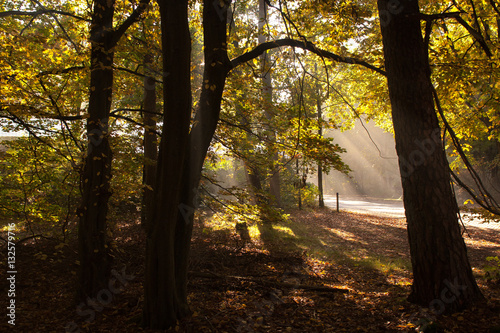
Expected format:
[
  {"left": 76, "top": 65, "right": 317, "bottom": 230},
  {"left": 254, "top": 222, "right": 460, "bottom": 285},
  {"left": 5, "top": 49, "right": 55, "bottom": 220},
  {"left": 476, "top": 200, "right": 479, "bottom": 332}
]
[
  {"left": 142, "top": 0, "right": 193, "bottom": 328},
  {"left": 420, "top": 0, "right": 500, "bottom": 216},
  {"left": 77, "top": 0, "right": 149, "bottom": 301},
  {"left": 258, "top": 0, "right": 281, "bottom": 207},
  {"left": 315, "top": 64, "right": 325, "bottom": 208},
  {"left": 377, "top": 0, "right": 483, "bottom": 312},
  {"left": 141, "top": 51, "right": 158, "bottom": 228}
]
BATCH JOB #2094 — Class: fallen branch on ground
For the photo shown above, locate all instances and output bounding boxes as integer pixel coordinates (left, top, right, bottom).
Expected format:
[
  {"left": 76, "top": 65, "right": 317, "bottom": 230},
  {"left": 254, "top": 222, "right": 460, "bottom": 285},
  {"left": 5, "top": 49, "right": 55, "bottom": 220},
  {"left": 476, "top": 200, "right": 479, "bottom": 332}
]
[{"left": 189, "top": 271, "right": 348, "bottom": 293}]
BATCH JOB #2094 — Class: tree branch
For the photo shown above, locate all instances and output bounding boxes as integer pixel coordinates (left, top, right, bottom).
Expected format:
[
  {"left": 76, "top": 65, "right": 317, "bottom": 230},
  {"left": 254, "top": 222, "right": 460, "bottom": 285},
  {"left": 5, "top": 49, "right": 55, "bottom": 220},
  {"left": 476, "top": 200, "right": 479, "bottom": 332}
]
[
  {"left": 420, "top": 12, "right": 492, "bottom": 58},
  {"left": 420, "top": 12, "right": 463, "bottom": 21},
  {"left": 113, "top": 65, "right": 163, "bottom": 83},
  {"left": 2, "top": 104, "right": 84, "bottom": 121},
  {"left": 432, "top": 86, "right": 500, "bottom": 215},
  {"left": 37, "top": 66, "right": 86, "bottom": 77},
  {"left": 111, "top": 0, "right": 151, "bottom": 47},
  {"left": 453, "top": 15, "right": 492, "bottom": 57},
  {"left": 230, "top": 39, "right": 386, "bottom": 76},
  {"left": 0, "top": 9, "right": 90, "bottom": 21},
  {"left": 190, "top": 271, "right": 348, "bottom": 293},
  {"left": 111, "top": 108, "right": 162, "bottom": 116},
  {"left": 108, "top": 113, "right": 162, "bottom": 136},
  {"left": 489, "top": 0, "right": 500, "bottom": 16},
  {"left": 29, "top": 0, "right": 82, "bottom": 52}
]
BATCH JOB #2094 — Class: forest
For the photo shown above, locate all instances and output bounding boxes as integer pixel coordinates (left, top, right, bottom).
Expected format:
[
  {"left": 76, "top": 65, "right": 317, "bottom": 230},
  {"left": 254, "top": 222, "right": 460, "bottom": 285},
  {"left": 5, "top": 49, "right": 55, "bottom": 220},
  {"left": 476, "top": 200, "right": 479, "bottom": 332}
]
[{"left": 1, "top": 0, "right": 500, "bottom": 332}]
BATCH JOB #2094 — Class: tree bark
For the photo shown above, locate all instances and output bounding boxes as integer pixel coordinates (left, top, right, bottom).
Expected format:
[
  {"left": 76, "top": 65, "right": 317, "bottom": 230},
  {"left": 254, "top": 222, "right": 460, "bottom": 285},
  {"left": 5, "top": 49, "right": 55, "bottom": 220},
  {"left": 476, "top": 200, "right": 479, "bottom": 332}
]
[
  {"left": 77, "top": 0, "right": 115, "bottom": 301},
  {"left": 142, "top": 1, "right": 236, "bottom": 328},
  {"left": 173, "top": 0, "right": 232, "bottom": 318},
  {"left": 377, "top": 0, "right": 483, "bottom": 312},
  {"left": 77, "top": 0, "right": 150, "bottom": 302},
  {"left": 141, "top": 53, "right": 157, "bottom": 228},
  {"left": 142, "top": 0, "right": 192, "bottom": 328}
]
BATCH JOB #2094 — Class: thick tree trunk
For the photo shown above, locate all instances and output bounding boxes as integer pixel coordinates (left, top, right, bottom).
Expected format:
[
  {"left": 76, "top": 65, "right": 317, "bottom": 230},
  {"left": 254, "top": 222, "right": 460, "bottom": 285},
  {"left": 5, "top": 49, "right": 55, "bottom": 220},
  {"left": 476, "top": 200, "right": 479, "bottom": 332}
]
[
  {"left": 377, "top": 0, "right": 483, "bottom": 312},
  {"left": 77, "top": 0, "right": 115, "bottom": 302},
  {"left": 143, "top": 0, "right": 192, "bottom": 328},
  {"left": 141, "top": 53, "right": 157, "bottom": 228},
  {"left": 173, "top": 0, "right": 233, "bottom": 318},
  {"left": 77, "top": 0, "right": 149, "bottom": 303},
  {"left": 143, "top": 1, "right": 234, "bottom": 328}
]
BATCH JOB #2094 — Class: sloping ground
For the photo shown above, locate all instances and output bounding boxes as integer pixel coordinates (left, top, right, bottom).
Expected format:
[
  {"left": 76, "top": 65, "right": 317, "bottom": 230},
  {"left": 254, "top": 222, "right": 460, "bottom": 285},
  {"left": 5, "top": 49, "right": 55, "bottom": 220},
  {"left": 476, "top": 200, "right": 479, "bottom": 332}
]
[{"left": 0, "top": 209, "right": 499, "bottom": 332}]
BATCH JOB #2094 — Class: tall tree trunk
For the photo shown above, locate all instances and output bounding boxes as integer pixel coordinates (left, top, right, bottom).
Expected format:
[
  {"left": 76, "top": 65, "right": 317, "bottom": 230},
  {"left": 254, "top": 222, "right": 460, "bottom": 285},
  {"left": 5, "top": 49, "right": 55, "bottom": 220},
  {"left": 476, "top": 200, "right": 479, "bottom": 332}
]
[
  {"left": 77, "top": 0, "right": 149, "bottom": 302},
  {"left": 77, "top": 0, "right": 115, "bottom": 302},
  {"left": 142, "top": 0, "right": 192, "bottom": 328},
  {"left": 316, "top": 66, "right": 324, "bottom": 208},
  {"left": 259, "top": 0, "right": 281, "bottom": 207},
  {"left": 141, "top": 53, "right": 157, "bottom": 228},
  {"left": 377, "top": 0, "right": 483, "bottom": 312},
  {"left": 174, "top": 0, "right": 232, "bottom": 311},
  {"left": 142, "top": 1, "right": 234, "bottom": 328}
]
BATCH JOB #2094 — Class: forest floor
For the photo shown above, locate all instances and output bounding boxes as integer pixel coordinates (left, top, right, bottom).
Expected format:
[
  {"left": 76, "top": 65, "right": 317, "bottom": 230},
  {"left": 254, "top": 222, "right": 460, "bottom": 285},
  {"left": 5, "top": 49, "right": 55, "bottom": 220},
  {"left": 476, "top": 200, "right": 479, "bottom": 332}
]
[{"left": 1, "top": 208, "right": 500, "bottom": 332}]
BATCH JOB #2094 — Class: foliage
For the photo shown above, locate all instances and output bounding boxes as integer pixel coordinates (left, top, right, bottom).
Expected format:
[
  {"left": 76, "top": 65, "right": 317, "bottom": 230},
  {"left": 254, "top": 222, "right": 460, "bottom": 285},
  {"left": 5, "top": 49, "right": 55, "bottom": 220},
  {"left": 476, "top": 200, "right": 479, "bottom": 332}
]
[
  {"left": 6, "top": 207, "right": 500, "bottom": 332},
  {"left": 0, "top": 136, "right": 79, "bottom": 238},
  {"left": 280, "top": 165, "right": 320, "bottom": 209},
  {"left": 1, "top": 0, "right": 500, "bottom": 329},
  {"left": 108, "top": 132, "right": 144, "bottom": 220},
  {"left": 0, "top": 0, "right": 161, "bottom": 236},
  {"left": 484, "top": 256, "right": 500, "bottom": 283}
]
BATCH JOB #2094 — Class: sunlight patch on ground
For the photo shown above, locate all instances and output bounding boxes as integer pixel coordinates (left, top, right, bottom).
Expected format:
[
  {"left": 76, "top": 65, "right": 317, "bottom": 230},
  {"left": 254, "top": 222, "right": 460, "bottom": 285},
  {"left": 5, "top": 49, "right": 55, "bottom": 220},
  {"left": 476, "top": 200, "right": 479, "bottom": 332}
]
[
  {"left": 203, "top": 212, "right": 234, "bottom": 231},
  {"left": 465, "top": 237, "right": 500, "bottom": 249},
  {"left": 271, "top": 224, "right": 296, "bottom": 237},
  {"left": 357, "top": 256, "right": 411, "bottom": 275},
  {"left": 325, "top": 227, "right": 368, "bottom": 245}
]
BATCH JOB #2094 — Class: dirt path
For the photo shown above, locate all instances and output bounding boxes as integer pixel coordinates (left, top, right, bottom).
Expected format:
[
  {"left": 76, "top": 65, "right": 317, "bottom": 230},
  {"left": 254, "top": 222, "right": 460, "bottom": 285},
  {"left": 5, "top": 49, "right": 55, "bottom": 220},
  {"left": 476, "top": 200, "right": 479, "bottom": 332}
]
[
  {"left": 325, "top": 194, "right": 500, "bottom": 231},
  {"left": 324, "top": 195, "right": 405, "bottom": 218}
]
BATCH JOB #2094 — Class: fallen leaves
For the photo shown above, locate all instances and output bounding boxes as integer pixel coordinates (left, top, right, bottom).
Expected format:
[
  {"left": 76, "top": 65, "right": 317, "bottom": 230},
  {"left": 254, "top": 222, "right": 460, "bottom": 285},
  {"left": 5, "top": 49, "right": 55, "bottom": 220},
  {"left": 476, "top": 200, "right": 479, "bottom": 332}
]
[{"left": 1, "top": 209, "right": 499, "bottom": 332}]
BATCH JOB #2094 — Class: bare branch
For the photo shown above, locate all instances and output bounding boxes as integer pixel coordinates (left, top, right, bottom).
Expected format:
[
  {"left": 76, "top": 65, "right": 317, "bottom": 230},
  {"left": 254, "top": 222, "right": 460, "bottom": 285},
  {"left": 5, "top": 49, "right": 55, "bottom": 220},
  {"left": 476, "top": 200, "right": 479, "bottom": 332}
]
[
  {"left": 0, "top": 9, "right": 89, "bottom": 22},
  {"left": 420, "top": 12, "right": 463, "bottom": 21},
  {"left": 230, "top": 38, "right": 386, "bottom": 76},
  {"left": 37, "top": 66, "right": 87, "bottom": 77},
  {"left": 113, "top": 65, "right": 163, "bottom": 83}
]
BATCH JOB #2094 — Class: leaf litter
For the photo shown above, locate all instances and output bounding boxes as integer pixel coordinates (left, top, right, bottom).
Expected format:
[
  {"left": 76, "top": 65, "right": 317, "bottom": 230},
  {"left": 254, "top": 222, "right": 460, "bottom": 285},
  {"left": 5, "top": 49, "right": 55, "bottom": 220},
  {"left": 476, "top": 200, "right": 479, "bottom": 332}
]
[{"left": 0, "top": 208, "right": 499, "bottom": 332}]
